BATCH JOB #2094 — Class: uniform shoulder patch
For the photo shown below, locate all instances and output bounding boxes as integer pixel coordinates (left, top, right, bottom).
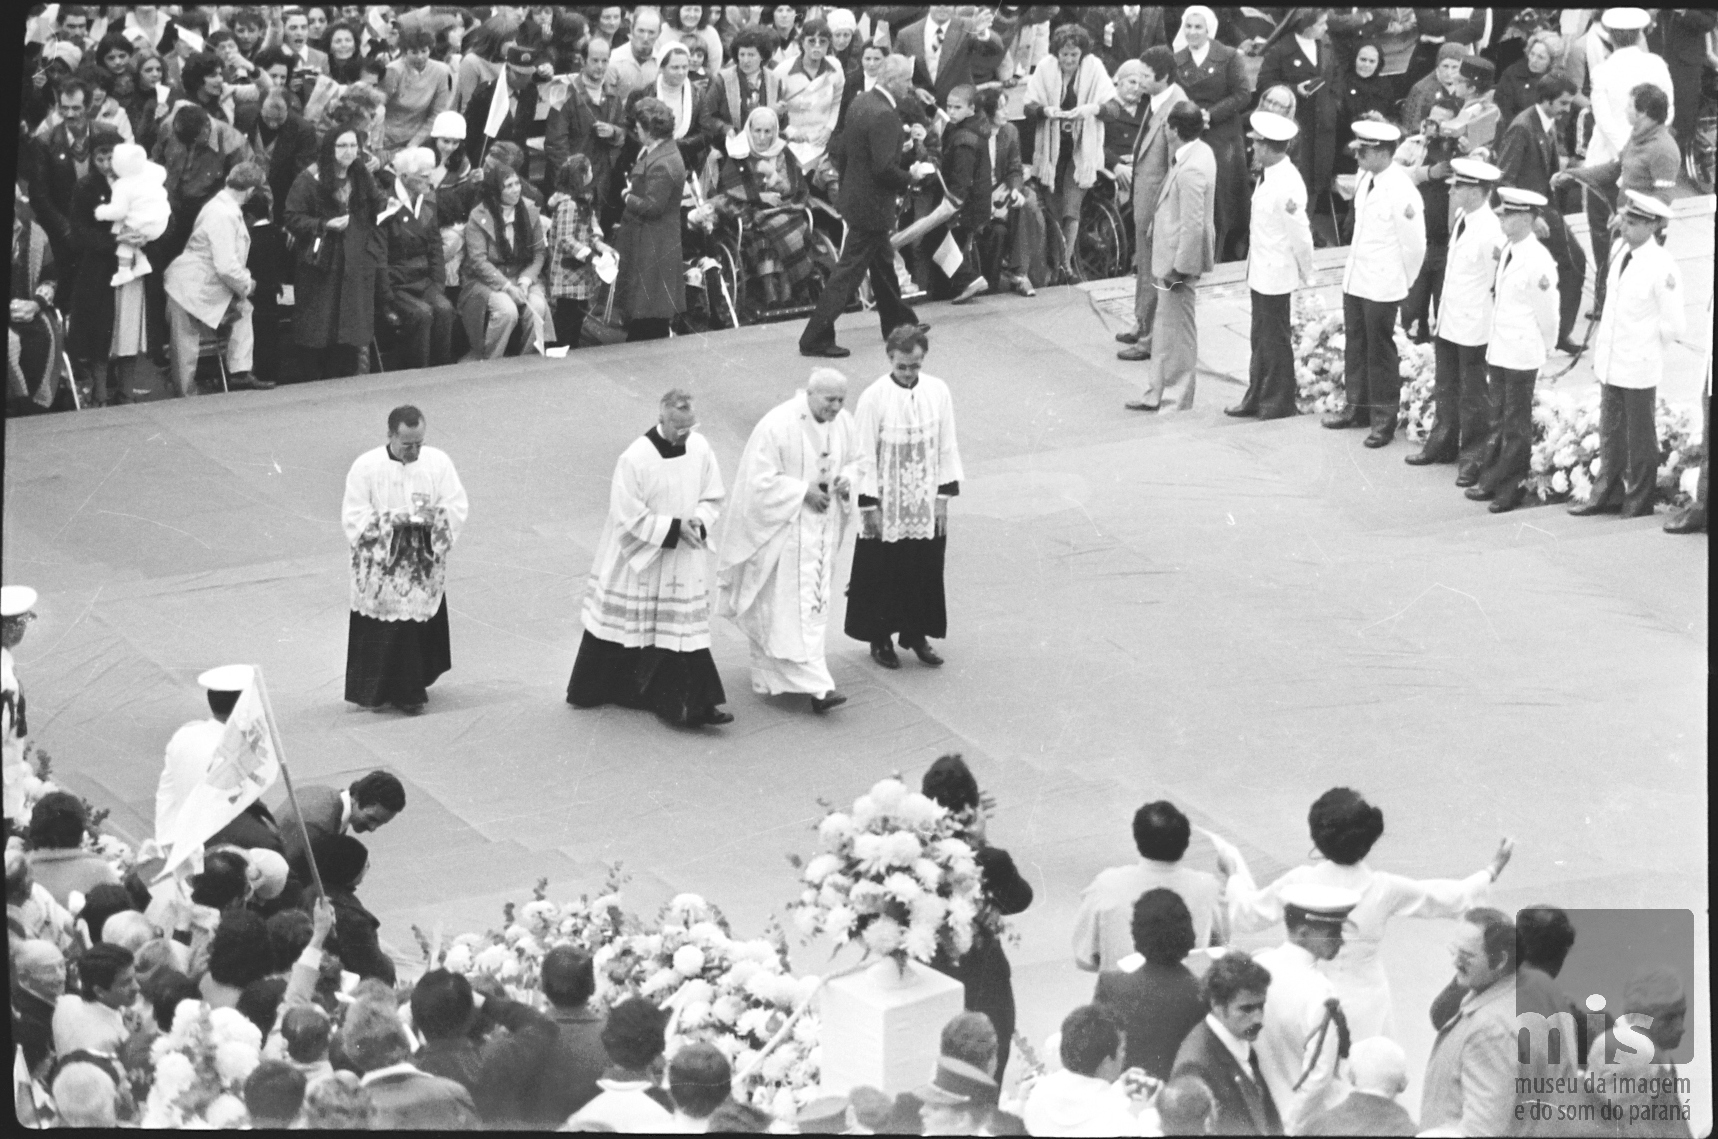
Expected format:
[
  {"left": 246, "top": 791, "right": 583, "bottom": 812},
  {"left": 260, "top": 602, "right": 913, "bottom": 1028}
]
[
  {"left": 1666, "top": 274, "right": 1677, "bottom": 290},
  {"left": 1404, "top": 201, "right": 1416, "bottom": 220},
  {"left": 1538, "top": 275, "right": 1551, "bottom": 291},
  {"left": 1284, "top": 198, "right": 1299, "bottom": 215}
]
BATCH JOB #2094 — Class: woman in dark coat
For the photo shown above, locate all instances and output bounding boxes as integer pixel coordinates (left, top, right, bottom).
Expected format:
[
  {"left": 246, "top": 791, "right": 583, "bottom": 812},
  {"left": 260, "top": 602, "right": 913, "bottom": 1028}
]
[
  {"left": 1171, "top": 6, "right": 1251, "bottom": 261},
  {"left": 65, "top": 127, "right": 128, "bottom": 405},
  {"left": 922, "top": 754, "right": 1034, "bottom": 1084},
  {"left": 1336, "top": 41, "right": 1397, "bottom": 174},
  {"left": 1256, "top": 9, "right": 1342, "bottom": 220},
  {"left": 285, "top": 124, "right": 386, "bottom": 378},
  {"left": 1493, "top": 30, "right": 1562, "bottom": 135},
  {"left": 303, "top": 834, "right": 395, "bottom": 986},
  {"left": 613, "top": 97, "right": 687, "bottom": 341}
]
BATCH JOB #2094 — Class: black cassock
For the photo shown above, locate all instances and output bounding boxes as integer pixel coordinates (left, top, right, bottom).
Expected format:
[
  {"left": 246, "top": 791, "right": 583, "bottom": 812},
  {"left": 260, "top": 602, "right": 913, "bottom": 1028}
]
[{"left": 843, "top": 480, "right": 959, "bottom": 646}]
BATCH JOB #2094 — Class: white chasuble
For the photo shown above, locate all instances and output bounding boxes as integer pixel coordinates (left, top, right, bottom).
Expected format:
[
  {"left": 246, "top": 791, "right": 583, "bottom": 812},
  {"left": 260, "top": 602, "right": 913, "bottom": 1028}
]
[{"left": 342, "top": 445, "right": 469, "bottom": 622}]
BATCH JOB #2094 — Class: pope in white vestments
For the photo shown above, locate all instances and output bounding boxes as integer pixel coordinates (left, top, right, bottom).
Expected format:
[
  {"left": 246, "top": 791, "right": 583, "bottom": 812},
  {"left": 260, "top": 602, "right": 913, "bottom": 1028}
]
[
  {"left": 714, "top": 372, "right": 860, "bottom": 711},
  {"left": 341, "top": 407, "right": 469, "bottom": 712},
  {"left": 568, "top": 390, "right": 733, "bottom": 727}
]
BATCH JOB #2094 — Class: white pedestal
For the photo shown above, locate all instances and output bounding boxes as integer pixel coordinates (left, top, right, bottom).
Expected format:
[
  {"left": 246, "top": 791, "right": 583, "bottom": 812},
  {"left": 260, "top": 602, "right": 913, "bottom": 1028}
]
[{"left": 819, "top": 959, "right": 966, "bottom": 1096}]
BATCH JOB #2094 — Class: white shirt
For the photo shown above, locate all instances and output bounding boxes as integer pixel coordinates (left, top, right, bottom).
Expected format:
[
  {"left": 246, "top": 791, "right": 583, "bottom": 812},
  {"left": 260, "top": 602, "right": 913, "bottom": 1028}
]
[
  {"left": 1204, "top": 1012, "right": 1257, "bottom": 1076},
  {"left": 1485, "top": 234, "right": 1560, "bottom": 370},
  {"left": 1588, "top": 45, "right": 1675, "bottom": 165},
  {"left": 1342, "top": 163, "right": 1427, "bottom": 302},
  {"left": 1072, "top": 858, "right": 1225, "bottom": 972},
  {"left": 1592, "top": 238, "right": 1685, "bottom": 388},
  {"left": 1247, "top": 157, "right": 1312, "bottom": 296},
  {"left": 1253, "top": 942, "right": 1343, "bottom": 1134},
  {"left": 1295, "top": 33, "right": 1319, "bottom": 66},
  {"left": 1, "top": 646, "right": 27, "bottom": 820},
  {"left": 925, "top": 18, "right": 950, "bottom": 81},
  {"left": 1434, "top": 204, "right": 1506, "bottom": 345}
]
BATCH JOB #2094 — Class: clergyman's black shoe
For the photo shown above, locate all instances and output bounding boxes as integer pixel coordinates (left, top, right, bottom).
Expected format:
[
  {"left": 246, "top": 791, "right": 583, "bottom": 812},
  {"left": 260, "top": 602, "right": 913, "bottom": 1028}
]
[
  {"left": 905, "top": 640, "right": 944, "bottom": 667},
  {"left": 1321, "top": 408, "right": 1367, "bottom": 429},
  {"left": 701, "top": 708, "right": 735, "bottom": 726},
  {"left": 1224, "top": 405, "right": 1258, "bottom": 417},
  {"left": 801, "top": 343, "right": 851, "bottom": 358},
  {"left": 811, "top": 691, "right": 848, "bottom": 713},
  {"left": 1363, "top": 429, "right": 1394, "bottom": 449},
  {"left": 1465, "top": 486, "right": 1495, "bottom": 501},
  {"left": 1568, "top": 500, "right": 1620, "bottom": 517},
  {"left": 1454, "top": 469, "right": 1480, "bottom": 487},
  {"left": 870, "top": 641, "right": 901, "bottom": 669},
  {"left": 1404, "top": 448, "right": 1452, "bottom": 466}
]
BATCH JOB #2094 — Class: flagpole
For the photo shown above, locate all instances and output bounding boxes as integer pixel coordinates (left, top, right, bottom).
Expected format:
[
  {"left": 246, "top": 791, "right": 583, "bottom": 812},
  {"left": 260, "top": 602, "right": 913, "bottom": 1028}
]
[{"left": 253, "top": 666, "right": 327, "bottom": 901}]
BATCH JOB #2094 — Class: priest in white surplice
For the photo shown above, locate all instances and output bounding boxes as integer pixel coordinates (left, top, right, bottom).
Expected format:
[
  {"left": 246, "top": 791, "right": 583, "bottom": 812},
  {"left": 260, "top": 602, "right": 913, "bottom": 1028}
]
[
  {"left": 341, "top": 405, "right": 469, "bottom": 713},
  {"left": 845, "top": 326, "right": 965, "bottom": 670},
  {"left": 568, "top": 389, "right": 734, "bottom": 728},
  {"left": 714, "top": 371, "right": 861, "bottom": 714}
]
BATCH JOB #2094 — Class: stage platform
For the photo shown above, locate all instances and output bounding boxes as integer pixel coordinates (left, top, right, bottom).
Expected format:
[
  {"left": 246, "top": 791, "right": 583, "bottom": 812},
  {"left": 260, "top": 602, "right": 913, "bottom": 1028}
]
[{"left": 3, "top": 282, "right": 1707, "bottom": 1115}]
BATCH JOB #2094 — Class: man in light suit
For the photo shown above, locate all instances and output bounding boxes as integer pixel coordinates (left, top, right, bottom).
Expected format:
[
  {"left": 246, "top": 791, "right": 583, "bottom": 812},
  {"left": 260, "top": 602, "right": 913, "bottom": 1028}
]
[
  {"left": 1126, "top": 101, "right": 1214, "bottom": 412},
  {"left": 276, "top": 769, "right": 406, "bottom": 884},
  {"left": 893, "top": 5, "right": 1004, "bottom": 110},
  {"left": 1169, "top": 951, "right": 1283, "bottom": 1135},
  {"left": 1419, "top": 908, "right": 1519, "bottom": 1137},
  {"left": 1116, "top": 47, "right": 1184, "bottom": 362}
]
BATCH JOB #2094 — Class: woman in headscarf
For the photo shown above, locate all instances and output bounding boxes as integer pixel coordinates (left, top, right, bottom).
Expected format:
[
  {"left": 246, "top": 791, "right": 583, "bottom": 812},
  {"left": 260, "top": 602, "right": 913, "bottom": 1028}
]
[
  {"left": 700, "top": 106, "right": 816, "bottom": 308},
  {"left": 1099, "top": 59, "right": 1149, "bottom": 173},
  {"left": 698, "top": 25, "right": 782, "bottom": 156},
  {"left": 1023, "top": 23, "right": 1114, "bottom": 282},
  {"left": 1172, "top": 6, "right": 1251, "bottom": 261},
  {"left": 459, "top": 160, "right": 551, "bottom": 359},
  {"left": 1337, "top": 40, "right": 1396, "bottom": 176},
  {"left": 613, "top": 97, "right": 687, "bottom": 340},
  {"left": 626, "top": 40, "right": 707, "bottom": 184},
  {"left": 284, "top": 124, "right": 386, "bottom": 379},
  {"left": 776, "top": 16, "right": 844, "bottom": 190}
]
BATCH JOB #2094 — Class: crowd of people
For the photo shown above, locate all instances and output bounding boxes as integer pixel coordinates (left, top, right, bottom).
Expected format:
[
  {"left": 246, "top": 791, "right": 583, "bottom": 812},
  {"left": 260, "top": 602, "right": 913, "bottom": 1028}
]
[{"left": 11, "top": 6, "right": 1713, "bottom": 409}]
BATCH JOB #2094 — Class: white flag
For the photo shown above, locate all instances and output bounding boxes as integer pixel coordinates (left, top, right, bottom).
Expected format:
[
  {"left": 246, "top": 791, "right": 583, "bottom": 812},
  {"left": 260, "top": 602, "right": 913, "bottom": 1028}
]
[
  {"left": 932, "top": 232, "right": 964, "bottom": 277},
  {"left": 483, "top": 80, "right": 511, "bottom": 139},
  {"left": 161, "top": 680, "right": 280, "bottom": 877}
]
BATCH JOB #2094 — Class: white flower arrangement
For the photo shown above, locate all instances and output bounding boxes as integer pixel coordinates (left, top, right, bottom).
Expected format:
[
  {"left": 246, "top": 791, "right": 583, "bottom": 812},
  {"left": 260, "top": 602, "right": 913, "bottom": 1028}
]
[
  {"left": 789, "top": 777, "right": 993, "bottom": 970},
  {"left": 141, "top": 1000, "right": 262, "bottom": 1128}
]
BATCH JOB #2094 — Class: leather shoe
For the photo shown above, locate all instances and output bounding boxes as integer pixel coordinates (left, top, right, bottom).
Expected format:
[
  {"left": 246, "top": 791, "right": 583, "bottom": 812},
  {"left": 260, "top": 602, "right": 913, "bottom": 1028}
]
[
  {"left": 1116, "top": 344, "right": 1152, "bottom": 361},
  {"left": 1223, "top": 405, "right": 1258, "bottom": 417},
  {"left": 905, "top": 640, "right": 944, "bottom": 667},
  {"left": 1115, "top": 330, "right": 1139, "bottom": 344},
  {"left": 1124, "top": 399, "right": 1161, "bottom": 412},
  {"left": 870, "top": 641, "right": 900, "bottom": 669},
  {"left": 1404, "top": 449, "right": 1450, "bottom": 466},
  {"left": 1555, "top": 339, "right": 1585, "bottom": 356},
  {"left": 1567, "top": 500, "right": 1619, "bottom": 517},
  {"left": 700, "top": 708, "right": 736, "bottom": 726},
  {"left": 1321, "top": 409, "right": 1367, "bottom": 429},
  {"left": 1363, "top": 430, "right": 1394, "bottom": 449},
  {"left": 1465, "top": 486, "right": 1494, "bottom": 501},
  {"left": 811, "top": 691, "right": 848, "bottom": 713},
  {"left": 1664, "top": 509, "right": 1707, "bottom": 534},
  {"left": 1488, "top": 493, "right": 1522, "bottom": 514},
  {"left": 393, "top": 700, "right": 426, "bottom": 715},
  {"left": 801, "top": 343, "right": 851, "bottom": 358},
  {"left": 1454, "top": 470, "right": 1479, "bottom": 487}
]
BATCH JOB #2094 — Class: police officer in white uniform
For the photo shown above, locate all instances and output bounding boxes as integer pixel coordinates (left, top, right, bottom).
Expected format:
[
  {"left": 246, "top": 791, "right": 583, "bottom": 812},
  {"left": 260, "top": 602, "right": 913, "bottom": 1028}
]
[
  {"left": 1252, "top": 883, "right": 1360, "bottom": 1135},
  {"left": 157, "top": 665, "right": 254, "bottom": 843},
  {"left": 2, "top": 585, "right": 40, "bottom": 829},
  {"left": 1585, "top": 8, "right": 1675, "bottom": 304},
  {"left": 1571, "top": 190, "right": 1686, "bottom": 518},
  {"left": 1407, "top": 158, "right": 1506, "bottom": 480},
  {"left": 1229, "top": 110, "right": 1313, "bottom": 421},
  {"left": 1324, "top": 120, "right": 1427, "bottom": 448},
  {"left": 1469, "top": 187, "right": 1560, "bottom": 514}
]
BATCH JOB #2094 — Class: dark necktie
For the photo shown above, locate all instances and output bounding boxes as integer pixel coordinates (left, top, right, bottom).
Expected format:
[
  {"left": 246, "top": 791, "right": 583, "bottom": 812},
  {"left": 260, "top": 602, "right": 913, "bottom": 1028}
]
[
  {"left": 1619, "top": 249, "right": 1633, "bottom": 278},
  {"left": 1454, "top": 216, "right": 1467, "bottom": 243},
  {"left": 1247, "top": 1049, "right": 1266, "bottom": 1086}
]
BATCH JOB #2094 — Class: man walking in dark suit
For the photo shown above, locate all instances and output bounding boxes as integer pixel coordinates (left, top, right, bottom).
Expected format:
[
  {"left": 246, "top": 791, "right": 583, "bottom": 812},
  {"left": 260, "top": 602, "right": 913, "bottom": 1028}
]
[
  {"left": 1496, "top": 72, "right": 1587, "bottom": 351},
  {"left": 1170, "top": 951, "right": 1283, "bottom": 1135},
  {"left": 800, "top": 55, "right": 931, "bottom": 359},
  {"left": 894, "top": 5, "right": 1005, "bottom": 110},
  {"left": 277, "top": 769, "right": 406, "bottom": 884}
]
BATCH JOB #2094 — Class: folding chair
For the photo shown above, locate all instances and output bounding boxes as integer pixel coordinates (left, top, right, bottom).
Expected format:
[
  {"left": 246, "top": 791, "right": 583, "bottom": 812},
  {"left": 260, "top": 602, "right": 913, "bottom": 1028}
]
[{"left": 196, "top": 321, "right": 234, "bottom": 393}]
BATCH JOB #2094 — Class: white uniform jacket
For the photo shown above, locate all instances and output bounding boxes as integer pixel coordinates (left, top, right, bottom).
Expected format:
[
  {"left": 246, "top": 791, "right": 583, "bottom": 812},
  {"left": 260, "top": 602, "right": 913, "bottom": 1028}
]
[
  {"left": 1341, "top": 163, "right": 1427, "bottom": 303},
  {"left": 1592, "top": 238, "right": 1686, "bottom": 389},
  {"left": 1433, "top": 205, "right": 1506, "bottom": 346},
  {"left": 1485, "top": 235, "right": 1559, "bottom": 371},
  {"left": 1246, "top": 158, "right": 1313, "bottom": 297}
]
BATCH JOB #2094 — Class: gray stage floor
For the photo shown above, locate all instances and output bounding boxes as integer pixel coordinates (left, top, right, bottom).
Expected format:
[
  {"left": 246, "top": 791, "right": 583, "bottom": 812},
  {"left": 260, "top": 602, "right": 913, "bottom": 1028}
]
[{"left": 3, "top": 285, "right": 1707, "bottom": 1115}]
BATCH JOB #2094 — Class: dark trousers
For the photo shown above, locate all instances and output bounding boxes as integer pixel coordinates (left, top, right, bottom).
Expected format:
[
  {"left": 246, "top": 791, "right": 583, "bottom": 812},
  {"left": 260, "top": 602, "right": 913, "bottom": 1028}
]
[
  {"left": 1426, "top": 337, "right": 1491, "bottom": 469},
  {"left": 299, "top": 344, "right": 363, "bottom": 381},
  {"left": 1545, "top": 209, "right": 1588, "bottom": 341},
  {"left": 946, "top": 225, "right": 983, "bottom": 294},
  {"left": 1589, "top": 384, "right": 1660, "bottom": 516},
  {"left": 394, "top": 290, "right": 455, "bottom": 370},
  {"left": 1342, "top": 293, "right": 1401, "bottom": 433},
  {"left": 626, "top": 317, "right": 671, "bottom": 341},
  {"left": 1584, "top": 196, "right": 1612, "bottom": 316},
  {"left": 554, "top": 298, "right": 590, "bottom": 348},
  {"left": 1241, "top": 290, "right": 1296, "bottom": 418},
  {"left": 1478, "top": 366, "right": 1537, "bottom": 502},
  {"left": 799, "top": 223, "right": 917, "bottom": 351},
  {"left": 1401, "top": 240, "right": 1449, "bottom": 341}
]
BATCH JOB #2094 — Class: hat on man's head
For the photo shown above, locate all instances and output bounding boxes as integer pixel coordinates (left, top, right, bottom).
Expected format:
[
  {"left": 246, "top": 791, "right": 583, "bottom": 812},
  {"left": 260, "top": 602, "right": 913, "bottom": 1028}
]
[
  {"left": 1449, "top": 157, "right": 1503, "bottom": 185},
  {"left": 794, "top": 1093, "right": 851, "bottom": 1134},
  {"left": 1248, "top": 110, "right": 1298, "bottom": 142},
  {"left": 1601, "top": 8, "right": 1650, "bottom": 31},
  {"left": 1497, "top": 186, "right": 1549, "bottom": 212},
  {"left": 197, "top": 664, "right": 255, "bottom": 692},
  {"left": 246, "top": 849, "right": 290, "bottom": 901},
  {"left": 1620, "top": 188, "right": 1673, "bottom": 221},
  {"left": 1281, "top": 884, "right": 1360, "bottom": 926},
  {"left": 1459, "top": 55, "right": 1495, "bottom": 84},
  {"left": 1349, "top": 120, "right": 1401, "bottom": 148},
  {"left": 431, "top": 110, "right": 466, "bottom": 140},
  {"left": 914, "top": 1056, "right": 999, "bottom": 1108},
  {"left": 1436, "top": 41, "right": 1468, "bottom": 64},
  {"left": 1, "top": 586, "right": 38, "bottom": 618},
  {"left": 504, "top": 43, "right": 541, "bottom": 67}
]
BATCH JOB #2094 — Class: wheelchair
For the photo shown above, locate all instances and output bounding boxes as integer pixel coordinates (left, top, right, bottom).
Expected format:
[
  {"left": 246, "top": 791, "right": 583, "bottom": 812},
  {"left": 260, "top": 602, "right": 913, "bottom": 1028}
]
[
  {"left": 679, "top": 195, "right": 844, "bottom": 330},
  {"left": 1071, "top": 168, "right": 1133, "bottom": 283}
]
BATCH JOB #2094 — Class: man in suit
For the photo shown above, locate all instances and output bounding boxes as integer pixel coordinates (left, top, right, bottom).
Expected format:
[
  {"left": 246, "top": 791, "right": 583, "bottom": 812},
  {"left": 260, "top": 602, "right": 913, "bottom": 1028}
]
[
  {"left": 276, "top": 769, "right": 406, "bottom": 884},
  {"left": 248, "top": 91, "right": 318, "bottom": 222},
  {"left": 1084, "top": 6, "right": 1169, "bottom": 76},
  {"left": 893, "top": 5, "right": 1005, "bottom": 110},
  {"left": 1299, "top": 1036, "right": 1418, "bottom": 1136},
  {"left": 1170, "top": 950, "right": 1283, "bottom": 1136},
  {"left": 464, "top": 44, "right": 551, "bottom": 184},
  {"left": 343, "top": 998, "right": 480, "bottom": 1129},
  {"left": 1497, "top": 73, "right": 1586, "bottom": 350},
  {"left": 1116, "top": 47, "right": 1185, "bottom": 361},
  {"left": 1125, "top": 101, "right": 1214, "bottom": 412},
  {"left": 799, "top": 54, "right": 931, "bottom": 358},
  {"left": 1420, "top": 907, "right": 1520, "bottom": 1137},
  {"left": 529, "top": 945, "right": 610, "bottom": 1124}
]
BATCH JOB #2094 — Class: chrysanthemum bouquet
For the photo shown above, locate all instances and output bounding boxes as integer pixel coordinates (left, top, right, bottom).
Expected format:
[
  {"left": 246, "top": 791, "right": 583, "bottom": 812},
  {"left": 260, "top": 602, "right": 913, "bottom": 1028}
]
[
  {"left": 141, "top": 1000, "right": 262, "bottom": 1129},
  {"left": 788, "top": 777, "right": 992, "bottom": 968}
]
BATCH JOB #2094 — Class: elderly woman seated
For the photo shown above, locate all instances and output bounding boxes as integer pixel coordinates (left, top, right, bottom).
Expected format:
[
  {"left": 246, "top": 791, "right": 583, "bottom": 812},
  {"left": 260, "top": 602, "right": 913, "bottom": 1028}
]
[
  {"left": 459, "top": 162, "right": 553, "bottom": 360},
  {"left": 693, "top": 107, "right": 817, "bottom": 308},
  {"left": 381, "top": 147, "right": 455, "bottom": 369}
]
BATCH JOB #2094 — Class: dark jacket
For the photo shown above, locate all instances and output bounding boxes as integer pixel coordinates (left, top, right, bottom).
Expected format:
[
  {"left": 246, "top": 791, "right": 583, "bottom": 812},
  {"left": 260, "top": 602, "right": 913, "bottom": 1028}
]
[
  {"left": 613, "top": 140, "right": 687, "bottom": 321},
  {"left": 1257, "top": 33, "right": 1342, "bottom": 193},
  {"left": 414, "top": 997, "right": 558, "bottom": 1124},
  {"left": 930, "top": 843, "right": 1034, "bottom": 1079},
  {"left": 1094, "top": 959, "right": 1208, "bottom": 1081},
  {"left": 12, "top": 986, "right": 56, "bottom": 1076},
  {"left": 249, "top": 112, "right": 319, "bottom": 223},
  {"left": 1081, "top": 6, "right": 1169, "bottom": 74},
  {"left": 66, "top": 171, "right": 119, "bottom": 360},
  {"left": 526, "top": 1004, "right": 608, "bottom": 1124},
  {"left": 383, "top": 194, "right": 448, "bottom": 301},
  {"left": 697, "top": 65, "right": 782, "bottom": 151},
  {"left": 1496, "top": 104, "right": 1559, "bottom": 198},
  {"left": 832, "top": 88, "right": 912, "bottom": 231},
  {"left": 894, "top": 15, "right": 1006, "bottom": 107},
  {"left": 544, "top": 80, "right": 626, "bottom": 201},
  {"left": 463, "top": 76, "right": 544, "bottom": 168},
  {"left": 1493, "top": 59, "right": 1541, "bottom": 137},
  {"left": 39, "top": 124, "right": 92, "bottom": 244},
  {"left": 361, "top": 1064, "right": 480, "bottom": 1129},
  {"left": 1300, "top": 1090, "right": 1418, "bottom": 1136},
  {"left": 283, "top": 166, "right": 385, "bottom": 349},
  {"left": 623, "top": 86, "right": 708, "bottom": 181},
  {"left": 993, "top": 119, "right": 1025, "bottom": 194},
  {"left": 207, "top": 800, "right": 285, "bottom": 857},
  {"left": 306, "top": 883, "right": 395, "bottom": 986},
  {"left": 941, "top": 118, "right": 993, "bottom": 230},
  {"left": 274, "top": 783, "right": 344, "bottom": 884},
  {"left": 1171, "top": 1020, "right": 1284, "bottom": 1136}
]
